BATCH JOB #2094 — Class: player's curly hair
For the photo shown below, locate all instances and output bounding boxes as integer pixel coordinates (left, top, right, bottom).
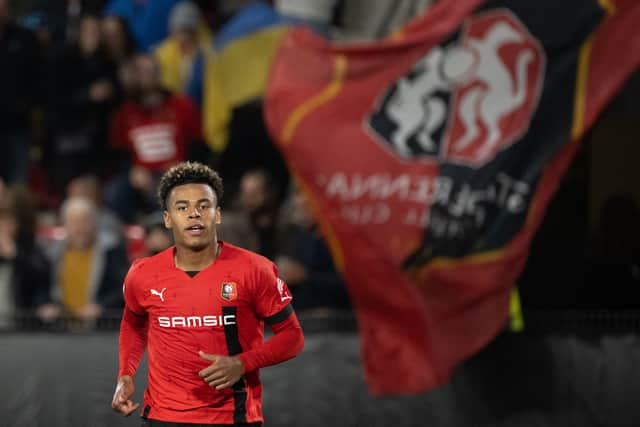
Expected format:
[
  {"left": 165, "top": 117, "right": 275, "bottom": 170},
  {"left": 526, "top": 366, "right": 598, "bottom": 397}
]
[{"left": 157, "top": 162, "right": 224, "bottom": 210}]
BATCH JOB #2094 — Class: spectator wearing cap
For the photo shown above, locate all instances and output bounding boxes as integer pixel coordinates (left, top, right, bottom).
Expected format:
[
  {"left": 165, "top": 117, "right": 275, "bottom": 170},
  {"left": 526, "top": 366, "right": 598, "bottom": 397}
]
[{"left": 155, "top": 1, "right": 212, "bottom": 94}]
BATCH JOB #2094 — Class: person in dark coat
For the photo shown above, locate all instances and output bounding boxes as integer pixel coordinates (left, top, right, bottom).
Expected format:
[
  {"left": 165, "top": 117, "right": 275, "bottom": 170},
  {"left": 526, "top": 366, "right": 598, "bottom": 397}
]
[
  {"left": 276, "top": 188, "right": 351, "bottom": 311},
  {"left": 0, "top": 185, "right": 53, "bottom": 328},
  {"left": 44, "top": 14, "right": 120, "bottom": 195},
  {"left": 0, "top": 0, "right": 41, "bottom": 184}
]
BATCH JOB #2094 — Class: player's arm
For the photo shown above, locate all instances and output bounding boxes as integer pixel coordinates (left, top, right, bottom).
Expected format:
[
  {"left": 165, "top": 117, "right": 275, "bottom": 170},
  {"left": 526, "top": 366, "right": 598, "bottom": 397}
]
[
  {"left": 199, "top": 305, "right": 304, "bottom": 390},
  {"left": 112, "top": 264, "right": 148, "bottom": 416},
  {"left": 239, "top": 304, "right": 303, "bottom": 372},
  {"left": 199, "top": 266, "right": 304, "bottom": 390}
]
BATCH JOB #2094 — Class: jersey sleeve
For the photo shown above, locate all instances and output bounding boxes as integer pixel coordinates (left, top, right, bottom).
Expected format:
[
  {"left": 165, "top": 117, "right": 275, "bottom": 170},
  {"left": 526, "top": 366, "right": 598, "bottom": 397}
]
[
  {"left": 239, "top": 260, "right": 303, "bottom": 373},
  {"left": 118, "top": 259, "right": 149, "bottom": 378},
  {"left": 123, "top": 259, "right": 146, "bottom": 315},
  {"left": 253, "top": 262, "right": 293, "bottom": 322}
]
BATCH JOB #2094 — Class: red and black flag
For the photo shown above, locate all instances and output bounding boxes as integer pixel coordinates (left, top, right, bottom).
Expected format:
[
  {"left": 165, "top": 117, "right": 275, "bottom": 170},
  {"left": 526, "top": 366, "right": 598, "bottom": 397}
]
[{"left": 265, "top": 0, "right": 640, "bottom": 394}]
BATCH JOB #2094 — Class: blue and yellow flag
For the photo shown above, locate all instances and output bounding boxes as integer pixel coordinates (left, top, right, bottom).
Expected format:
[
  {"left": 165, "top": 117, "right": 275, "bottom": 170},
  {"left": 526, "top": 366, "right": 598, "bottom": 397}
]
[{"left": 187, "top": 2, "right": 291, "bottom": 153}]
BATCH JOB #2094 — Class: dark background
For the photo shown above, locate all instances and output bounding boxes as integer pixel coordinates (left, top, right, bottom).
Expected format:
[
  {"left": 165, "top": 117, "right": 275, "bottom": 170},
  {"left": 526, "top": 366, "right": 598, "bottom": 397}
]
[{"left": 1, "top": 327, "right": 639, "bottom": 427}]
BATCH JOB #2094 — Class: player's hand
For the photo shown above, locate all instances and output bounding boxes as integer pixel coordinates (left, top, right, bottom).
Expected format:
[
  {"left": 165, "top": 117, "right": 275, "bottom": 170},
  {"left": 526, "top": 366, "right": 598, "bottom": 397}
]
[
  {"left": 111, "top": 375, "right": 140, "bottom": 417},
  {"left": 198, "top": 351, "right": 245, "bottom": 390}
]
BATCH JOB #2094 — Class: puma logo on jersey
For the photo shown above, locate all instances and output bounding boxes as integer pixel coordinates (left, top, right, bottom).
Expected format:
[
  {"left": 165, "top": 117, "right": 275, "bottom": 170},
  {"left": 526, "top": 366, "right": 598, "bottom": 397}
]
[{"left": 150, "top": 288, "right": 167, "bottom": 302}]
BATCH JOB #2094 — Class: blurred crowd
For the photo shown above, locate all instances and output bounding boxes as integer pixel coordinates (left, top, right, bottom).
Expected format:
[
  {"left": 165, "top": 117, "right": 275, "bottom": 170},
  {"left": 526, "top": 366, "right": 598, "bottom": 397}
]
[
  {"left": 1, "top": 0, "right": 637, "bottom": 332},
  {"left": 0, "top": 0, "right": 403, "bottom": 330}
]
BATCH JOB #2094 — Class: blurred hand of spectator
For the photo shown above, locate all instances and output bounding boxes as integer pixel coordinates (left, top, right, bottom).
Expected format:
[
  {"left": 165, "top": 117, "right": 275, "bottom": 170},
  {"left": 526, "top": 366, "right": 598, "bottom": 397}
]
[
  {"left": 74, "top": 302, "right": 103, "bottom": 321},
  {"left": 276, "top": 255, "right": 308, "bottom": 285},
  {"left": 36, "top": 303, "right": 62, "bottom": 322},
  {"left": 89, "top": 79, "right": 115, "bottom": 103},
  {"left": 0, "top": 215, "right": 17, "bottom": 259},
  {"left": 0, "top": 235, "right": 16, "bottom": 259},
  {"left": 129, "top": 166, "right": 154, "bottom": 193}
]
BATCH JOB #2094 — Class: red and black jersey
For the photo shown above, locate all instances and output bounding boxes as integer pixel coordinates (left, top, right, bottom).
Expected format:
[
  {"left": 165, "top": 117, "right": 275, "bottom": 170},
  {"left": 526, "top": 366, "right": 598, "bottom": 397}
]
[
  {"left": 118, "top": 242, "right": 302, "bottom": 424},
  {"left": 110, "top": 94, "right": 201, "bottom": 171}
]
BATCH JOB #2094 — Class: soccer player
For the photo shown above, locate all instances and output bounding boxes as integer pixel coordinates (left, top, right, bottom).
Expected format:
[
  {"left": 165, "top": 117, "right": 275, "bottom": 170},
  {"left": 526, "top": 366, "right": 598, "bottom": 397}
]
[{"left": 111, "top": 162, "right": 304, "bottom": 426}]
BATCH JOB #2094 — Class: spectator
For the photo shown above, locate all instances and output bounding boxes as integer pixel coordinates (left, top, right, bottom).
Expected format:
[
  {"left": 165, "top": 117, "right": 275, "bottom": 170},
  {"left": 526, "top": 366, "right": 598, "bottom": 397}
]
[
  {"left": 105, "top": 53, "right": 206, "bottom": 222},
  {"left": 39, "top": 0, "right": 106, "bottom": 45},
  {"left": 18, "top": 11, "right": 54, "bottom": 49},
  {"left": 46, "top": 197, "right": 129, "bottom": 324},
  {"left": 218, "top": 169, "right": 280, "bottom": 259},
  {"left": 216, "top": 211, "right": 260, "bottom": 254},
  {"left": 115, "top": 50, "right": 139, "bottom": 101},
  {"left": 44, "top": 15, "right": 119, "bottom": 196},
  {"left": 67, "top": 174, "right": 123, "bottom": 237},
  {"left": 100, "top": 14, "right": 136, "bottom": 66},
  {"left": 275, "top": 188, "right": 350, "bottom": 312},
  {"left": 0, "top": 185, "right": 53, "bottom": 327},
  {"left": 0, "top": 0, "right": 40, "bottom": 184},
  {"left": 141, "top": 211, "right": 173, "bottom": 256},
  {"left": 155, "top": 1, "right": 212, "bottom": 94}
]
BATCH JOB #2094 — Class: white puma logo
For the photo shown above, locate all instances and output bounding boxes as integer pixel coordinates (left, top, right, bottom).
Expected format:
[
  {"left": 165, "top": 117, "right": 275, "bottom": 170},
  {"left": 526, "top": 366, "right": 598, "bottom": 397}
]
[{"left": 150, "top": 288, "right": 167, "bottom": 302}]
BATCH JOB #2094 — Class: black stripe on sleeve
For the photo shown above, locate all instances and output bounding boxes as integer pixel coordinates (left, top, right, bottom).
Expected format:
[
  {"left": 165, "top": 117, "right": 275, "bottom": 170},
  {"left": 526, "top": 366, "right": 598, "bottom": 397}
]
[
  {"left": 265, "top": 304, "right": 294, "bottom": 325},
  {"left": 221, "top": 306, "right": 247, "bottom": 424}
]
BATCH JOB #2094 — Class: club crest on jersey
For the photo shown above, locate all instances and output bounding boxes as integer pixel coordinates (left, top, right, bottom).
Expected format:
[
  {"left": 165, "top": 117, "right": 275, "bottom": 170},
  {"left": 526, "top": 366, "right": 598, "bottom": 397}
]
[
  {"left": 277, "top": 278, "right": 292, "bottom": 302},
  {"left": 221, "top": 282, "right": 238, "bottom": 301},
  {"left": 366, "top": 9, "right": 545, "bottom": 167}
]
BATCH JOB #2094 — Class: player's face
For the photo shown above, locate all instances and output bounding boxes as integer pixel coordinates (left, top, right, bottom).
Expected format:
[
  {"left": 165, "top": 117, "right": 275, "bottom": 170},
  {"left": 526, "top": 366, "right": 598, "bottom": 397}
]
[{"left": 163, "top": 183, "right": 221, "bottom": 252}]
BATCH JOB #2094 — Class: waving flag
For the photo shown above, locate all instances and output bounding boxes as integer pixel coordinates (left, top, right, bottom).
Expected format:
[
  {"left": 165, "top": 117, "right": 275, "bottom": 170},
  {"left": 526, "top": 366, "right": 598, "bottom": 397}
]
[
  {"left": 265, "top": 0, "right": 640, "bottom": 394},
  {"left": 190, "top": 2, "right": 291, "bottom": 153}
]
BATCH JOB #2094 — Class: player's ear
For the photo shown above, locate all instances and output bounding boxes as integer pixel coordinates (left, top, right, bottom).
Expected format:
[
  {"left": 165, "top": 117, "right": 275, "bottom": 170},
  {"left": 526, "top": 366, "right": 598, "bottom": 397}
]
[
  {"left": 163, "top": 210, "right": 172, "bottom": 229},
  {"left": 215, "top": 207, "right": 221, "bottom": 225}
]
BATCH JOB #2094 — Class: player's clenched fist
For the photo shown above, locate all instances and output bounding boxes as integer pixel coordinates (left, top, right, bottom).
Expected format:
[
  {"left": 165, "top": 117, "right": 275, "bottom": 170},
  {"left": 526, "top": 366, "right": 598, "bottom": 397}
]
[
  {"left": 111, "top": 375, "right": 140, "bottom": 416},
  {"left": 198, "top": 351, "right": 245, "bottom": 390}
]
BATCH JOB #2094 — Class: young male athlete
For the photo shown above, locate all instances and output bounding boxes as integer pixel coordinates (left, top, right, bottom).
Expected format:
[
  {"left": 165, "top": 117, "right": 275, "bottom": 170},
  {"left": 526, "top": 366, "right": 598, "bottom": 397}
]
[{"left": 111, "top": 162, "right": 304, "bottom": 426}]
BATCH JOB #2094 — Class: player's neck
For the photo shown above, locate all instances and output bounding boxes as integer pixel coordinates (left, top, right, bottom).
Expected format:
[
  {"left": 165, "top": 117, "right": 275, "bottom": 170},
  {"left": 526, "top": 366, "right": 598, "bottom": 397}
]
[{"left": 174, "top": 241, "right": 220, "bottom": 272}]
